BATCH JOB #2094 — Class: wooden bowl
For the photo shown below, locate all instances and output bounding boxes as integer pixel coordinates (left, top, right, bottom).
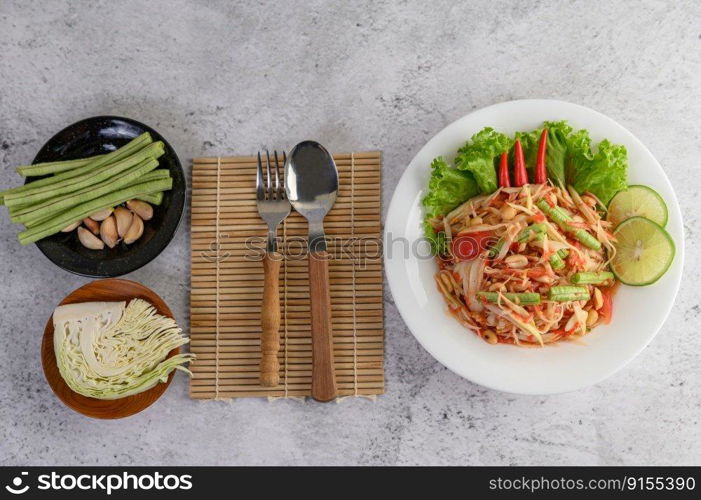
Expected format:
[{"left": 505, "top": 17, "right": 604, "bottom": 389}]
[{"left": 41, "top": 278, "right": 180, "bottom": 419}]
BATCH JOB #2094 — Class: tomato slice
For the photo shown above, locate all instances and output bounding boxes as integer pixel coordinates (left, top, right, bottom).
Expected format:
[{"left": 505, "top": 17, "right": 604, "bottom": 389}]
[{"left": 451, "top": 231, "right": 493, "bottom": 261}]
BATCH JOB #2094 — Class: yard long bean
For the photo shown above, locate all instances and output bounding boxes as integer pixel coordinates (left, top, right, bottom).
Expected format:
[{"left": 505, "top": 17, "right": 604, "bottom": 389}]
[
  {"left": 549, "top": 252, "right": 565, "bottom": 270},
  {"left": 14, "top": 158, "right": 159, "bottom": 225},
  {"left": 18, "top": 177, "right": 172, "bottom": 245},
  {"left": 477, "top": 291, "right": 541, "bottom": 305},
  {"left": 15, "top": 132, "right": 152, "bottom": 177},
  {"left": 4, "top": 142, "right": 164, "bottom": 208},
  {"left": 21, "top": 168, "right": 171, "bottom": 228},
  {"left": 571, "top": 271, "right": 614, "bottom": 285},
  {"left": 536, "top": 199, "right": 601, "bottom": 250},
  {"left": 0, "top": 133, "right": 152, "bottom": 203},
  {"left": 488, "top": 238, "right": 504, "bottom": 258},
  {"left": 548, "top": 286, "right": 590, "bottom": 302},
  {"left": 136, "top": 191, "right": 164, "bottom": 205},
  {"left": 517, "top": 223, "right": 547, "bottom": 242},
  {"left": 15, "top": 155, "right": 104, "bottom": 177}
]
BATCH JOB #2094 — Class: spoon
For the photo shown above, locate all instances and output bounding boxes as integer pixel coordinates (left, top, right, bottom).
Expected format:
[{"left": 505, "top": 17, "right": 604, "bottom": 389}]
[{"left": 285, "top": 141, "right": 339, "bottom": 402}]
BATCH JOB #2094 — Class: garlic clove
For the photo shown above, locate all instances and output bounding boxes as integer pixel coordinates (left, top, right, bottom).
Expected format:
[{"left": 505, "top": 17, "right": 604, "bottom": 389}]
[
  {"left": 78, "top": 226, "right": 104, "bottom": 250},
  {"left": 126, "top": 200, "right": 153, "bottom": 221},
  {"left": 114, "top": 206, "right": 133, "bottom": 238},
  {"left": 61, "top": 220, "right": 81, "bottom": 232},
  {"left": 123, "top": 214, "right": 144, "bottom": 244},
  {"left": 100, "top": 216, "right": 119, "bottom": 249},
  {"left": 89, "top": 207, "right": 114, "bottom": 221},
  {"left": 82, "top": 217, "right": 100, "bottom": 235}
]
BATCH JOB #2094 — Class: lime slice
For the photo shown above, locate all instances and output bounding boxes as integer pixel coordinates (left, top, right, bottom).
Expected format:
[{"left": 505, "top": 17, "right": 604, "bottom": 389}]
[
  {"left": 611, "top": 216, "right": 675, "bottom": 286},
  {"left": 607, "top": 185, "right": 668, "bottom": 228}
]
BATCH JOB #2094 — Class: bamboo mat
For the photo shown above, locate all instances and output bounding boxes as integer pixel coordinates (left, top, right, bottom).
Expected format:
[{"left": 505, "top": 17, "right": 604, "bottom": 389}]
[{"left": 189, "top": 152, "right": 384, "bottom": 399}]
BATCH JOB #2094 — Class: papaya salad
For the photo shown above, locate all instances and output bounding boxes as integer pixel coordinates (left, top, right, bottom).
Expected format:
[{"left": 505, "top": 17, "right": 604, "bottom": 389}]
[{"left": 423, "top": 121, "right": 675, "bottom": 346}]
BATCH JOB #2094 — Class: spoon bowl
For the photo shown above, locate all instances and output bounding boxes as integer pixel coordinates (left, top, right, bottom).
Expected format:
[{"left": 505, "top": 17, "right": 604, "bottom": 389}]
[
  {"left": 285, "top": 141, "right": 338, "bottom": 215},
  {"left": 286, "top": 141, "right": 338, "bottom": 252}
]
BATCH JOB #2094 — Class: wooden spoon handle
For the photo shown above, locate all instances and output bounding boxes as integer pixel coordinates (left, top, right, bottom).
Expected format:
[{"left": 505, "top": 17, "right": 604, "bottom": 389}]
[
  {"left": 308, "top": 250, "right": 338, "bottom": 402},
  {"left": 260, "top": 252, "right": 281, "bottom": 387}
]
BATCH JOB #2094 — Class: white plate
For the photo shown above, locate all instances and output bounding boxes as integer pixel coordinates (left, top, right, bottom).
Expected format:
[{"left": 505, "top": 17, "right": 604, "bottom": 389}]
[{"left": 384, "top": 99, "right": 684, "bottom": 395}]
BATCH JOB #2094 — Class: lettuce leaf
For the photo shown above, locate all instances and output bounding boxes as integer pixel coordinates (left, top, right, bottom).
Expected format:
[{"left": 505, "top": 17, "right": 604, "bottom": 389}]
[
  {"left": 455, "top": 127, "right": 513, "bottom": 193},
  {"left": 423, "top": 219, "right": 447, "bottom": 255},
  {"left": 516, "top": 120, "right": 572, "bottom": 187},
  {"left": 422, "top": 156, "right": 479, "bottom": 217},
  {"left": 564, "top": 128, "right": 594, "bottom": 183},
  {"left": 517, "top": 121, "right": 627, "bottom": 204},
  {"left": 421, "top": 156, "right": 479, "bottom": 254},
  {"left": 569, "top": 138, "right": 628, "bottom": 205}
]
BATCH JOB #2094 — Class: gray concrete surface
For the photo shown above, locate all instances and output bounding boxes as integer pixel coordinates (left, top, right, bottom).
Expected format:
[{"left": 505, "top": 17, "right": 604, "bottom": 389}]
[{"left": 0, "top": 0, "right": 699, "bottom": 465}]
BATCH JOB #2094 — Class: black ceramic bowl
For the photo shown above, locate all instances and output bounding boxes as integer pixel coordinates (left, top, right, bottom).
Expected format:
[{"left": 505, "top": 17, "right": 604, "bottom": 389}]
[{"left": 28, "top": 116, "right": 185, "bottom": 277}]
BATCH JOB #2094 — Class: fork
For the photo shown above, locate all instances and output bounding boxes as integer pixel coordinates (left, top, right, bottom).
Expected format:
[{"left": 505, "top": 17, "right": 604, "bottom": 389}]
[{"left": 256, "top": 150, "right": 291, "bottom": 387}]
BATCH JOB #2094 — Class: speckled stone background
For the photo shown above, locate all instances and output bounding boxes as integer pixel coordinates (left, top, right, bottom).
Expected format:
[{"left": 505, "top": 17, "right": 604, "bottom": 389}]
[{"left": 0, "top": 0, "right": 699, "bottom": 466}]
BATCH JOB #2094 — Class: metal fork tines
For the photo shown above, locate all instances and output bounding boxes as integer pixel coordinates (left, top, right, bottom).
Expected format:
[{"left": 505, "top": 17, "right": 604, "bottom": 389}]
[{"left": 256, "top": 150, "right": 291, "bottom": 253}]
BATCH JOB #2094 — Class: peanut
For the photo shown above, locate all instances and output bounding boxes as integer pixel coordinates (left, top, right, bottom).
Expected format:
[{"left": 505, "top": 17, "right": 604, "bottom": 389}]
[
  {"left": 501, "top": 205, "right": 517, "bottom": 220},
  {"left": 587, "top": 309, "right": 599, "bottom": 327},
  {"left": 593, "top": 288, "right": 604, "bottom": 309},
  {"left": 482, "top": 329, "right": 498, "bottom": 345}
]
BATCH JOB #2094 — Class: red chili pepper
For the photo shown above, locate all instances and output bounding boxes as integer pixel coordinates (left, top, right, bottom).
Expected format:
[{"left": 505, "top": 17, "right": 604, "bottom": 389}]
[
  {"left": 498, "top": 151, "right": 510, "bottom": 187},
  {"left": 535, "top": 128, "right": 548, "bottom": 184},
  {"left": 513, "top": 139, "right": 528, "bottom": 186}
]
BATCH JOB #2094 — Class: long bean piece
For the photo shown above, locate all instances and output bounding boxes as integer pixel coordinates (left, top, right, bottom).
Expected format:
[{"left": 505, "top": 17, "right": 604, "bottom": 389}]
[
  {"left": 488, "top": 238, "right": 504, "bottom": 258},
  {"left": 571, "top": 271, "right": 614, "bottom": 285},
  {"left": 549, "top": 252, "right": 565, "bottom": 270},
  {"left": 21, "top": 168, "right": 171, "bottom": 229},
  {"left": 134, "top": 169, "right": 171, "bottom": 183},
  {"left": 7, "top": 139, "right": 160, "bottom": 201},
  {"left": 0, "top": 133, "right": 152, "bottom": 203},
  {"left": 11, "top": 166, "right": 169, "bottom": 218},
  {"left": 18, "top": 178, "right": 172, "bottom": 245},
  {"left": 536, "top": 199, "right": 601, "bottom": 250},
  {"left": 550, "top": 248, "right": 570, "bottom": 269},
  {"left": 548, "top": 286, "right": 590, "bottom": 302},
  {"left": 14, "top": 159, "right": 159, "bottom": 226},
  {"left": 16, "top": 155, "right": 105, "bottom": 177},
  {"left": 16, "top": 132, "right": 152, "bottom": 177},
  {"left": 4, "top": 142, "right": 164, "bottom": 208},
  {"left": 137, "top": 191, "right": 164, "bottom": 205},
  {"left": 517, "top": 223, "right": 546, "bottom": 242},
  {"left": 478, "top": 291, "right": 541, "bottom": 305}
]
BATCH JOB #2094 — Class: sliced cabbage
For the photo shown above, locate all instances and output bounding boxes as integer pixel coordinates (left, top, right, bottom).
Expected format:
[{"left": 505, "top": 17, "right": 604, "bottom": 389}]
[{"left": 53, "top": 299, "right": 194, "bottom": 400}]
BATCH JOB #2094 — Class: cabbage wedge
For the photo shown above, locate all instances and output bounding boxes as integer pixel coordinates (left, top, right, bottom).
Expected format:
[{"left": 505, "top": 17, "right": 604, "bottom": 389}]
[{"left": 53, "top": 299, "right": 194, "bottom": 400}]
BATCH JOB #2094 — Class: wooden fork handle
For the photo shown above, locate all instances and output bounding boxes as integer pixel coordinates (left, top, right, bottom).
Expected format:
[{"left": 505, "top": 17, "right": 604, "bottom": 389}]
[
  {"left": 308, "top": 251, "right": 338, "bottom": 402},
  {"left": 260, "top": 252, "right": 281, "bottom": 387}
]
